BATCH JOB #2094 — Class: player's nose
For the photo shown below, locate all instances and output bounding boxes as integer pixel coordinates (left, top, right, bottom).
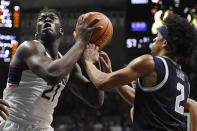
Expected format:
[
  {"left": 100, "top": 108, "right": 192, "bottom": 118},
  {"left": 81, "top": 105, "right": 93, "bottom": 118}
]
[{"left": 44, "top": 17, "right": 53, "bottom": 23}]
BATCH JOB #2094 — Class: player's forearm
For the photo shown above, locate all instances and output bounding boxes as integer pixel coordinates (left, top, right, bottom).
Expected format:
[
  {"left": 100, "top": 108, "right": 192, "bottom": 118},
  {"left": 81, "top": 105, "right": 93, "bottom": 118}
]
[
  {"left": 68, "top": 83, "right": 104, "bottom": 108},
  {"left": 84, "top": 61, "right": 111, "bottom": 90},
  {"left": 81, "top": 84, "right": 104, "bottom": 108},
  {"left": 47, "top": 41, "right": 86, "bottom": 83},
  {"left": 186, "top": 98, "right": 197, "bottom": 131},
  {"left": 116, "top": 85, "right": 135, "bottom": 105},
  {"left": 84, "top": 61, "right": 131, "bottom": 90}
]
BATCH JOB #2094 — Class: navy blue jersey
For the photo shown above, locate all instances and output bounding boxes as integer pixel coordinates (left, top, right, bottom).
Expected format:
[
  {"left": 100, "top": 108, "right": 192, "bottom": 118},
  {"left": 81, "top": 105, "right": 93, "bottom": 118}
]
[{"left": 133, "top": 56, "right": 190, "bottom": 131}]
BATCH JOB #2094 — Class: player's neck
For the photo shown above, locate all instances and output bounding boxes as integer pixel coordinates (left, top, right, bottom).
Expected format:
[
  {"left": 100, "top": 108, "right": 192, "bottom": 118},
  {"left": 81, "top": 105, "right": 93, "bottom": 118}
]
[
  {"left": 159, "top": 51, "right": 178, "bottom": 62},
  {"left": 42, "top": 39, "right": 60, "bottom": 59}
]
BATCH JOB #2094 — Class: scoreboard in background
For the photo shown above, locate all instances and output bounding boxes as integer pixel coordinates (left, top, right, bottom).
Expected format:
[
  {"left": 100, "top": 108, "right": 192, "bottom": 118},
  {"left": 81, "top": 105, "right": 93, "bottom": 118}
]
[
  {"left": 0, "top": 0, "right": 20, "bottom": 73},
  {"left": 125, "top": 0, "right": 153, "bottom": 62},
  {"left": 125, "top": 0, "right": 197, "bottom": 63}
]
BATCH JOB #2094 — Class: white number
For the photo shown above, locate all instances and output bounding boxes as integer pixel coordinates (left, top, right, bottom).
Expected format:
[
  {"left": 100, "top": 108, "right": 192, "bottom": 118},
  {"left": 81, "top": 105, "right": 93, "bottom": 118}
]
[{"left": 175, "top": 82, "right": 185, "bottom": 115}]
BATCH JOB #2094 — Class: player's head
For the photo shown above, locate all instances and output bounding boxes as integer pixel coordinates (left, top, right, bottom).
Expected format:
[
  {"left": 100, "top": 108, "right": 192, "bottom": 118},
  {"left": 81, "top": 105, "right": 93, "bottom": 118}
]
[
  {"left": 151, "top": 14, "right": 197, "bottom": 58},
  {"left": 35, "top": 8, "right": 64, "bottom": 42}
]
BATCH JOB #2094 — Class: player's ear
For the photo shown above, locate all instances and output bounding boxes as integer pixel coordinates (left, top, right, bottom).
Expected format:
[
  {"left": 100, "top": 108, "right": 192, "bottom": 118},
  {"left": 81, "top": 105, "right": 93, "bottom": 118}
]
[
  {"left": 60, "top": 28, "right": 64, "bottom": 36},
  {"left": 163, "top": 40, "right": 171, "bottom": 50}
]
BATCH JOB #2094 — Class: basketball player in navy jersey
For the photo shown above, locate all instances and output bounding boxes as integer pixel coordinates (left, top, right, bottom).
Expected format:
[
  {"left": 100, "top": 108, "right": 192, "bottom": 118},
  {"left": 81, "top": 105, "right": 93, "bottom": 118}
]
[
  {"left": 0, "top": 8, "right": 104, "bottom": 130},
  {"left": 98, "top": 52, "right": 197, "bottom": 131},
  {"left": 83, "top": 14, "right": 197, "bottom": 130},
  {"left": 126, "top": 80, "right": 197, "bottom": 131}
]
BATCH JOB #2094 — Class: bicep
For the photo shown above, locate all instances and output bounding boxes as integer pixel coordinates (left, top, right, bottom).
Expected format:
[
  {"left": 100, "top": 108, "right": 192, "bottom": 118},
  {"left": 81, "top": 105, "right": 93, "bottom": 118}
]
[
  {"left": 100, "top": 65, "right": 140, "bottom": 90},
  {"left": 25, "top": 54, "right": 52, "bottom": 76},
  {"left": 110, "top": 67, "right": 139, "bottom": 85},
  {"left": 101, "top": 55, "right": 154, "bottom": 90},
  {"left": 19, "top": 41, "right": 53, "bottom": 78}
]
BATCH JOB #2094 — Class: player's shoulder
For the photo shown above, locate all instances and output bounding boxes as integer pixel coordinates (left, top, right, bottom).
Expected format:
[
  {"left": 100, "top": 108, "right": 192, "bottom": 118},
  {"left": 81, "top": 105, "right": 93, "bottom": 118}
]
[
  {"left": 134, "top": 54, "right": 154, "bottom": 65},
  {"left": 128, "top": 54, "right": 155, "bottom": 73},
  {"left": 20, "top": 40, "right": 43, "bottom": 50},
  {"left": 17, "top": 40, "right": 45, "bottom": 56}
]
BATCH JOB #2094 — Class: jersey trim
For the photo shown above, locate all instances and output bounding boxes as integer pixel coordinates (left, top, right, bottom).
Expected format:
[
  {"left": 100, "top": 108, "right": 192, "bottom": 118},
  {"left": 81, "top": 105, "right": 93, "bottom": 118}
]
[
  {"left": 162, "top": 56, "right": 181, "bottom": 69},
  {"left": 138, "top": 56, "right": 169, "bottom": 92}
]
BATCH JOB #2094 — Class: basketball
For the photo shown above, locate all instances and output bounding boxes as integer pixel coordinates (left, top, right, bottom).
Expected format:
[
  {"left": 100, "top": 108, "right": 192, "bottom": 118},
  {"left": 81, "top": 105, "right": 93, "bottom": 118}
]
[{"left": 76, "top": 12, "right": 113, "bottom": 49}]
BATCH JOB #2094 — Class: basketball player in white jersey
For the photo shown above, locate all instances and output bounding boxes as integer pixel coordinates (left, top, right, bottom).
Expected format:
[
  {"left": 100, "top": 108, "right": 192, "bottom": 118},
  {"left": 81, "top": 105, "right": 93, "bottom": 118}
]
[{"left": 0, "top": 8, "right": 104, "bottom": 131}]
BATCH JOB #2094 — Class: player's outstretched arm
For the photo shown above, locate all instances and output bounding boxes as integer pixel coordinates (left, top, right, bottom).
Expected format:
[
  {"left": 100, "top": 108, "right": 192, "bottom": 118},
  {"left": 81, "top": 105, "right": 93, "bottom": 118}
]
[
  {"left": 0, "top": 99, "right": 10, "bottom": 121},
  {"left": 186, "top": 98, "right": 197, "bottom": 131},
  {"left": 99, "top": 51, "right": 136, "bottom": 105},
  {"left": 83, "top": 44, "right": 155, "bottom": 91},
  {"left": 67, "top": 63, "right": 104, "bottom": 108}
]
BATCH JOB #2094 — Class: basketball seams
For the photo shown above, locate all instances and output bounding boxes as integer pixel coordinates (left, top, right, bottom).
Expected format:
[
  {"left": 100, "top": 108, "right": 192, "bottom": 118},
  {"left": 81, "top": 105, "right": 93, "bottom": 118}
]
[{"left": 91, "top": 20, "right": 109, "bottom": 45}]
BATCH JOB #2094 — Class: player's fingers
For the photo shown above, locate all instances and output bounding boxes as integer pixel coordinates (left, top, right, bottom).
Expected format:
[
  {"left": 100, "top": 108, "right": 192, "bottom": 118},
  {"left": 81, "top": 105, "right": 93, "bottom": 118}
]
[
  {"left": 73, "top": 31, "right": 76, "bottom": 39},
  {"left": 0, "top": 105, "right": 9, "bottom": 116},
  {"left": 92, "top": 44, "right": 96, "bottom": 49},
  {"left": 77, "top": 14, "right": 84, "bottom": 25},
  {"left": 0, "top": 100, "right": 10, "bottom": 108},
  {"left": 95, "top": 45, "right": 99, "bottom": 51},
  {"left": 99, "top": 51, "right": 108, "bottom": 57},
  {"left": 92, "top": 44, "right": 97, "bottom": 50},
  {"left": 131, "top": 81, "right": 136, "bottom": 89},
  {"left": 87, "top": 18, "right": 100, "bottom": 27},
  {"left": 0, "top": 111, "right": 7, "bottom": 121},
  {"left": 83, "top": 13, "right": 94, "bottom": 24},
  {"left": 88, "top": 26, "right": 103, "bottom": 32},
  {"left": 88, "top": 43, "right": 93, "bottom": 49},
  {"left": 86, "top": 44, "right": 90, "bottom": 49},
  {"left": 99, "top": 51, "right": 111, "bottom": 64},
  {"left": 130, "top": 107, "right": 134, "bottom": 122},
  {"left": 99, "top": 56, "right": 108, "bottom": 68}
]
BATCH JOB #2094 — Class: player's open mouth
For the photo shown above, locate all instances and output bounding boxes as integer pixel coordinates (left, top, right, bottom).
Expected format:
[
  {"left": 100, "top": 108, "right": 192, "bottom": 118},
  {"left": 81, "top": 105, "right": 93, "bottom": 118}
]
[{"left": 43, "top": 23, "right": 52, "bottom": 30}]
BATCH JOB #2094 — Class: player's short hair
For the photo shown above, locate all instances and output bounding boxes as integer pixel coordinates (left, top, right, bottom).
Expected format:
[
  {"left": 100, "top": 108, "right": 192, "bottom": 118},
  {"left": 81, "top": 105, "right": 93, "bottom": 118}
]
[
  {"left": 163, "top": 14, "right": 197, "bottom": 57},
  {"left": 36, "top": 8, "right": 64, "bottom": 28}
]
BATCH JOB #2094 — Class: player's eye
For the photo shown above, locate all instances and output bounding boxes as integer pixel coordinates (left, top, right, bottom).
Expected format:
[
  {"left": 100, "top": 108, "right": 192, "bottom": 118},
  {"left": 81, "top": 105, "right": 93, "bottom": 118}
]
[
  {"left": 50, "top": 16, "right": 56, "bottom": 20},
  {"left": 38, "top": 16, "right": 45, "bottom": 21}
]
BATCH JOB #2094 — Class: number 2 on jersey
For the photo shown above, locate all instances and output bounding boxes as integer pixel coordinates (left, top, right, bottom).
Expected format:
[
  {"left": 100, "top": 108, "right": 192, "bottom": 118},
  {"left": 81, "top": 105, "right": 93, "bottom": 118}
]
[
  {"left": 175, "top": 82, "right": 185, "bottom": 115},
  {"left": 42, "top": 85, "right": 61, "bottom": 102}
]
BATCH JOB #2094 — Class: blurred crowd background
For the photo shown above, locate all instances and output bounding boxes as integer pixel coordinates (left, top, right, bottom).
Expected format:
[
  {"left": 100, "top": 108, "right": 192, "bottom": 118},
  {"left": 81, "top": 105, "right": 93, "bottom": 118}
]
[{"left": 0, "top": 0, "right": 196, "bottom": 130}]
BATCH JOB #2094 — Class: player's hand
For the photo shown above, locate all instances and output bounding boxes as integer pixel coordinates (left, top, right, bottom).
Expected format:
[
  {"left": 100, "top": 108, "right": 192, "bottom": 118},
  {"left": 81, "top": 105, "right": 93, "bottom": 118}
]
[
  {"left": 83, "top": 44, "right": 99, "bottom": 64},
  {"left": 74, "top": 13, "right": 102, "bottom": 45},
  {"left": 131, "top": 81, "right": 136, "bottom": 89},
  {"left": 130, "top": 107, "right": 134, "bottom": 122},
  {"left": 0, "top": 99, "right": 10, "bottom": 121},
  {"left": 99, "top": 51, "right": 112, "bottom": 73}
]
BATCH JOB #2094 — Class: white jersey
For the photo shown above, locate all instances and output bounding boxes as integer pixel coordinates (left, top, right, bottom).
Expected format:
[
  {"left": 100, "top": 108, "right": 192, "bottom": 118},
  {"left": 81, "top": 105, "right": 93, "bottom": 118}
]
[{"left": 3, "top": 52, "right": 69, "bottom": 127}]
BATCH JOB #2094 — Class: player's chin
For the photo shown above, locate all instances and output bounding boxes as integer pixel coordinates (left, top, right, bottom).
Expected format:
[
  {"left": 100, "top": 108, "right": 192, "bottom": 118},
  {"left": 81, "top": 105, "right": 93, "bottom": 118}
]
[{"left": 41, "top": 30, "right": 55, "bottom": 37}]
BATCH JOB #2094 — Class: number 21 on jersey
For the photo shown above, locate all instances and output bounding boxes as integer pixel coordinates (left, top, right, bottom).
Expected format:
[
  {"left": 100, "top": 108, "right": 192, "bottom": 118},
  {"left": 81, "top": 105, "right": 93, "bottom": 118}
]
[{"left": 42, "top": 85, "right": 61, "bottom": 102}]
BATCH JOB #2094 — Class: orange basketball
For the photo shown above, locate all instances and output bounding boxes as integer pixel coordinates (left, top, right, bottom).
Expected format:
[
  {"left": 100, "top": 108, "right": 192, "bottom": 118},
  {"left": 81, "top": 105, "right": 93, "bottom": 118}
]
[{"left": 76, "top": 12, "right": 113, "bottom": 49}]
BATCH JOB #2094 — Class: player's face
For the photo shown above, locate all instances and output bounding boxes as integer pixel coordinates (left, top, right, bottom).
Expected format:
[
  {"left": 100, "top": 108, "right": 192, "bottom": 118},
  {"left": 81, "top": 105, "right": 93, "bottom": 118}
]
[
  {"left": 151, "top": 32, "right": 165, "bottom": 56},
  {"left": 36, "top": 12, "right": 62, "bottom": 40}
]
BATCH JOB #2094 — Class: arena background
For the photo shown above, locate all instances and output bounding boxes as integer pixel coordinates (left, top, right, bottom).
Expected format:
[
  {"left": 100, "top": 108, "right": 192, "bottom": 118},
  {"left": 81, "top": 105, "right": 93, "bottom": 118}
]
[{"left": 0, "top": 0, "right": 197, "bottom": 130}]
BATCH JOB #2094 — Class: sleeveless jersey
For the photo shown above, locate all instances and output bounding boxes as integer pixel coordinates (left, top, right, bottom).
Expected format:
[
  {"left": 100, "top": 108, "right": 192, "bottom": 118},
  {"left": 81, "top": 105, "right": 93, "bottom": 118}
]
[
  {"left": 3, "top": 52, "right": 69, "bottom": 126},
  {"left": 133, "top": 56, "right": 190, "bottom": 131}
]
